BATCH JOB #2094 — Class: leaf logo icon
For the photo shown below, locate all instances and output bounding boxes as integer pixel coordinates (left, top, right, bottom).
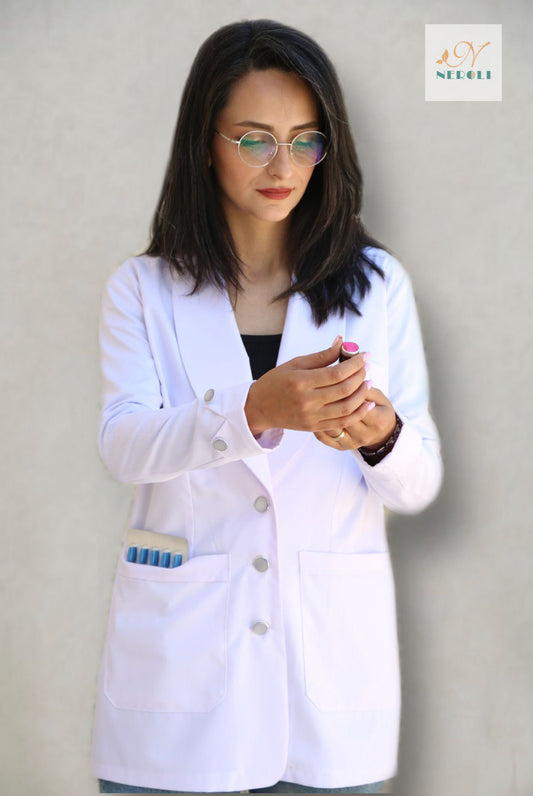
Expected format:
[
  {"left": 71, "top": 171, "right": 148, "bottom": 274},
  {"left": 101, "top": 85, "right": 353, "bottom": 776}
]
[{"left": 436, "top": 48, "right": 449, "bottom": 65}]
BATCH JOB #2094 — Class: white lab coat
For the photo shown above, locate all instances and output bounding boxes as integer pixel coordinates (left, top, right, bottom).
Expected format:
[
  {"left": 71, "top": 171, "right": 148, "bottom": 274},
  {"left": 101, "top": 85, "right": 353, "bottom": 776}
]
[{"left": 92, "top": 246, "right": 442, "bottom": 792}]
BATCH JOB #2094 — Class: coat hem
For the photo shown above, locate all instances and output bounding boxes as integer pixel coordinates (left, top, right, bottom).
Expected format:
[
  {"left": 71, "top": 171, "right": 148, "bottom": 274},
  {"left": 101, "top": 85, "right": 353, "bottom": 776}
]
[
  {"left": 280, "top": 762, "right": 398, "bottom": 789},
  {"left": 93, "top": 761, "right": 288, "bottom": 793},
  {"left": 93, "top": 760, "right": 397, "bottom": 793}
]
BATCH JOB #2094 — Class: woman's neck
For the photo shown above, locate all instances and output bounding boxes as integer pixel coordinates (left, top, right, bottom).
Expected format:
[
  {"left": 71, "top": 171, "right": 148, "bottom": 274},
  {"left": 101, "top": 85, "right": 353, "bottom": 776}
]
[
  {"left": 225, "top": 216, "right": 292, "bottom": 335},
  {"left": 225, "top": 210, "right": 291, "bottom": 282}
]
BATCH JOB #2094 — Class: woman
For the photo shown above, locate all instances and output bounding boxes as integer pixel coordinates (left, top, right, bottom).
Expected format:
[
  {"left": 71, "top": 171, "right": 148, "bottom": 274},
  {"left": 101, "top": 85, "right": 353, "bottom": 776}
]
[{"left": 93, "top": 19, "right": 442, "bottom": 794}]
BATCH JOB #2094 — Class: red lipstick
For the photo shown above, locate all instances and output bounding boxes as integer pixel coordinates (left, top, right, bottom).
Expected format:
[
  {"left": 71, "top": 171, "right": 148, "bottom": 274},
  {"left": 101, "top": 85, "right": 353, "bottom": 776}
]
[{"left": 257, "top": 188, "right": 293, "bottom": 200}]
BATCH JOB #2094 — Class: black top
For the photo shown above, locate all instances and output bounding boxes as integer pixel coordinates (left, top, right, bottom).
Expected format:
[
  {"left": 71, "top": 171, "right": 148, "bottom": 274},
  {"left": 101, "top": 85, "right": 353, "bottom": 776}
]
[{"left": 241, "top": 334, "right": 282, "bottom": 380}]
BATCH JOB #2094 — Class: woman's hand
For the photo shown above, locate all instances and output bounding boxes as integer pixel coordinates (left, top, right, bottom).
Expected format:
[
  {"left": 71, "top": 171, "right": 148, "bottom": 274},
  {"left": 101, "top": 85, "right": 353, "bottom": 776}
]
[
  {"left": 313, "top": 386, "right": 397, "bottom": 452},
  {"left": 244, "top": 337, "right": 373, "bottom": 435}
]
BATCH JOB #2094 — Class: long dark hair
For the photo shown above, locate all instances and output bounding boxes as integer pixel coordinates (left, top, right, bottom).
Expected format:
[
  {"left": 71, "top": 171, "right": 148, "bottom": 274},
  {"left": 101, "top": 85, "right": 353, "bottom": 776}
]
[{"left": 144, "top": 19, "right": 387, "bottom": 325}]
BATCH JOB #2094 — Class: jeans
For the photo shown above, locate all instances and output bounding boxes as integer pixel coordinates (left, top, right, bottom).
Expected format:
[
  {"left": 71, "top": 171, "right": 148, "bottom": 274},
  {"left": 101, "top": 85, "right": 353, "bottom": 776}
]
[
  {"left": 98, "top": 779, "right": 385, "bottom": 793},
  {"left": 250, "top": 781, "right": 384, "bottom": 793}
]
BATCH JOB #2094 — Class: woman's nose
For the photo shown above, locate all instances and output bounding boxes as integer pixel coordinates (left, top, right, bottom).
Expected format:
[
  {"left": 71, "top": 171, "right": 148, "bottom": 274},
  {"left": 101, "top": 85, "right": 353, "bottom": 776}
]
[{"left": 267, "top": 143, "right": 293, "bottom": 177}]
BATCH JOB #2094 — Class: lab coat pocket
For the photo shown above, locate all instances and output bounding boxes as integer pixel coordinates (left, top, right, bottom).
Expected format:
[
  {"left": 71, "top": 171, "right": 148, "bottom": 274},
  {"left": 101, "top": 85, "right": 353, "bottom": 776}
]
[
  {"left": 299, "top": 551, "right": 400, "bottom": 712},
  {"left": 104, "top": 552, "right": 230, "bottom": 713}
]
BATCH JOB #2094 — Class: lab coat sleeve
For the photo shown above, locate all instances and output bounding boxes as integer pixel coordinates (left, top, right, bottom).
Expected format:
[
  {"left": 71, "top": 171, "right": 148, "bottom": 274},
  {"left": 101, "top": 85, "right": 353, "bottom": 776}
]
[
  {"left": 98, "top": 264, "right": 283, "bottom": 485},
  {"left": 352, "top": 257, "right": 443, "bottom": 513}
]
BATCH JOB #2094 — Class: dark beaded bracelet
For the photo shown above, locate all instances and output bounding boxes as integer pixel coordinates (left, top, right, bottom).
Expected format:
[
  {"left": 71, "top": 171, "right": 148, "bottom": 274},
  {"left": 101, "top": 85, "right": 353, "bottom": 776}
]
[{"left": 358, "top": 413, "right": 403, "bottom": 466}]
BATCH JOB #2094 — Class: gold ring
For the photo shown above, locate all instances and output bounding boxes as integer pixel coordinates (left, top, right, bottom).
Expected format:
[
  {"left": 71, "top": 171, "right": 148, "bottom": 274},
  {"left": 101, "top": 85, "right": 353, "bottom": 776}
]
[{"left": 330, "top": 430, "right": 346, "bottom": 440}]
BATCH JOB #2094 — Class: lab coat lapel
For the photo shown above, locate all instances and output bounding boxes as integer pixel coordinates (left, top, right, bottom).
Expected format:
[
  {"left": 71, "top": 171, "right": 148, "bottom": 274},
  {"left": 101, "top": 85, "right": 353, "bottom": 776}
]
[
  {"left": 172, "top": 279, "right": 251, "bottom": 396},
  {"left": 172, "top": 279, "right": 275, "bottom": 491},
  {"left": 277, "top": 291, "right": 345, "bottom": 367}
]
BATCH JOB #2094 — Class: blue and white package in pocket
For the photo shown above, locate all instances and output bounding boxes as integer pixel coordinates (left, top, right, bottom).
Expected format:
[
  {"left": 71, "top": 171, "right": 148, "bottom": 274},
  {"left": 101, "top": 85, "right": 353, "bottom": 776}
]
[{"left": 124, "top": 528, "right": 189, "bottom": 568}]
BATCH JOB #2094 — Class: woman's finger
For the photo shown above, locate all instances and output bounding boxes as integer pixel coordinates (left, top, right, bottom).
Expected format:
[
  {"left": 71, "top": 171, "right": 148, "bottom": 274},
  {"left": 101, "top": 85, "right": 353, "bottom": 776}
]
[
  {"left": 317, "top": 377, "right": 372, "bottom": 422},
  {"left": 312, "top": 399, "right": 371, "bottom": 433},
  {"left": 291, "top": 350, "right": 369, "bottom": 390},
  {"left": 288, "top": 339, "right": 343, "bottom": 372},
  {"left": 313, "top": 430, "right": 349, "bottom": 450}
]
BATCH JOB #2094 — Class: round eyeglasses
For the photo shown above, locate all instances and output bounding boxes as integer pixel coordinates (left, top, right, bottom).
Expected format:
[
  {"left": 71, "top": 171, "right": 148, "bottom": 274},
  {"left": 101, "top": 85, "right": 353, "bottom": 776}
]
[{"left": 215, "top": 129, "right": 328, "bottom": 168}]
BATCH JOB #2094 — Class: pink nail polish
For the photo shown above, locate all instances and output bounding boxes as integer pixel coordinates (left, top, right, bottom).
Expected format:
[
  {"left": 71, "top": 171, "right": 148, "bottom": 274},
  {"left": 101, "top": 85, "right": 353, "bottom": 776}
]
[
  {"left": 339, "top": 341, "right": 359, "bottom": 362},
  {"left": 362, "top": 352, "right": 371, "bottom": 363},
  {"left": 366, "top": 379, "right": 373, "bottom": 390},
  {"left": 366, "top": 401, "right": 376, "bottom": 411},
  {"left": 331, "top": 335, "right": 342, "bottom": 347}
]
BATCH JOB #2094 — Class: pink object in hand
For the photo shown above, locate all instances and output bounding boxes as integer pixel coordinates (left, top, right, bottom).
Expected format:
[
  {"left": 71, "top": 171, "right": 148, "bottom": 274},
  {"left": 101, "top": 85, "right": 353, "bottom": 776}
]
[{"left": 339, "top": 341, "right": 359, "bottom": 362}]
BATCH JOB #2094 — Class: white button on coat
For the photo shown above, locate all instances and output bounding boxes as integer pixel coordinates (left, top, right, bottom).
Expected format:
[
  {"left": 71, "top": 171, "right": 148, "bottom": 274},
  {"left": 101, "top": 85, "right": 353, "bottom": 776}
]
[
  {"left": 251, "top": 620, "right": 270, "bottom": 635},
  {"left": 254, "top": 496, "right": 269, "bottom": 513},
  {"left": 204, "top": 388, "right": 215, "bottom": 402},
  {"left": 213, "top": 438, "right": 228, "bottom": 452},
  {"left": 252, "top": 556, "right": 270, "bottom": 572}
]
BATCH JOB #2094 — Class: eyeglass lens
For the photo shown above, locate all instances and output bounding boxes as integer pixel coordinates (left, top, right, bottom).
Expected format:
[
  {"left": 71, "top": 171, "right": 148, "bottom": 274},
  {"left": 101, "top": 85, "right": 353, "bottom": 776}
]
[{"left": 238, "top": 131, "right": 327, "bottom": 167}]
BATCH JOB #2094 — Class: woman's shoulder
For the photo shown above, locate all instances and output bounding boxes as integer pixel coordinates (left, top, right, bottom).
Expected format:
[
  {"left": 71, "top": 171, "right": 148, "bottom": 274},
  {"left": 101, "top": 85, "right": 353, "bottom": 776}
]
[
  {"left": 104, "top": 254, "right": 193, "bottom": 296},
  {"left": 356, "top": 246, "right": 419, "bottom": 319},
  {"left": 106, "top": 254, "right": 168, "bottom": 285},
  {"left": 101, "top": 256, "right": 194, "bottom": 318},
  {"left": 360, "top": 245, "right": 409, "bottom": 285}
]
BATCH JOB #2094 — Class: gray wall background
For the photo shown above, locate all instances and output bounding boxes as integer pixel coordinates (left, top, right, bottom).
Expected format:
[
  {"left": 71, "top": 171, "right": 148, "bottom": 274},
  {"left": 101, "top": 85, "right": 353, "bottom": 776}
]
[{"left": 1, "top": 1, "right": 531, "bottom": 794}]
